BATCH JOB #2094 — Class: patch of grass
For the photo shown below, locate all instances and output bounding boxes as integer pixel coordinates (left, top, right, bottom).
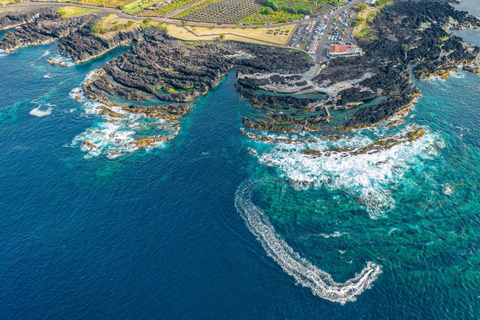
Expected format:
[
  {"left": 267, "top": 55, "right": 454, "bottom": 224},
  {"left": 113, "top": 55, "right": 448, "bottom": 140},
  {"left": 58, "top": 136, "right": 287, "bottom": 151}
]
[
  {"left": 92, "top": 14, "right": 139, "bottom": 34},
  {"left": 354, "top": 6, "right": 379, "bottom": 40},
  {"left": 57, "top": 6, "right": 101, "bottom": 19}
]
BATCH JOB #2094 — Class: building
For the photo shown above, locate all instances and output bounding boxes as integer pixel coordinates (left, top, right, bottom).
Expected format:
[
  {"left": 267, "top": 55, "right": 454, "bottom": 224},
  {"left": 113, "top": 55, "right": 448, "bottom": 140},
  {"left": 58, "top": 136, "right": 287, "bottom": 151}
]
[{"left": 328, "top": 44, "right": 362, "bottom": 58}]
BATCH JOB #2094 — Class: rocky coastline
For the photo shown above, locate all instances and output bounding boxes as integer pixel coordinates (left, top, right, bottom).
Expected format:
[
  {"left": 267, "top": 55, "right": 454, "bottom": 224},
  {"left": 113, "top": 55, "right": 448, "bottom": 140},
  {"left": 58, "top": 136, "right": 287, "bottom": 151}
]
[
  {"left": 234, "top": 0, "right": 480, "bottom": 134},
  {"left": 1, "top": 1, "right": 479, "bottom": 144}
]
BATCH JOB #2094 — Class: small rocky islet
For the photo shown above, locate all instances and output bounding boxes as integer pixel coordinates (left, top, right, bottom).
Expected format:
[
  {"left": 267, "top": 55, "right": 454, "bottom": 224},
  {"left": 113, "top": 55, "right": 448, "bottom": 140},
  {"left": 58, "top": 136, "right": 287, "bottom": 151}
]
[{"left": 0, "top": 1, "right": 479, "bottom": 155}]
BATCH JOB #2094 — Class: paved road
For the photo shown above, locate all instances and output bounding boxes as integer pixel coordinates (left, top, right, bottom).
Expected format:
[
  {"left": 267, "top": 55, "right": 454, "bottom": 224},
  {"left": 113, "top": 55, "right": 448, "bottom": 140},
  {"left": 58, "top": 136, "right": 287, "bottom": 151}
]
[
  {"left": 2, "top": 0, "right": 364, "bottom": 57},
  {"left": 2, "top": 1, "right": 320, "bottom": 29}
]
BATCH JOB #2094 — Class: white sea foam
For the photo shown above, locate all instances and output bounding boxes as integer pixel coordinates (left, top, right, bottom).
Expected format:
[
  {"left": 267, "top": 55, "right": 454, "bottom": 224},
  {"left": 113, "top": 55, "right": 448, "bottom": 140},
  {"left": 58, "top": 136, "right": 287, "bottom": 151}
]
[
  {"left": 30, "top": 104, "right": 53, "bottom": 117},
  {"left": 254, "top": 126, "right": 440, "bottom": 218},
  {"left": 235, "top": 180, "right": 382, "bottom": 305},
  {"left": 71, "top": 72, "right": 181, "bottom": 158},
  {"left": 319, "top": 231, "right": 344, "bottom": 238}
]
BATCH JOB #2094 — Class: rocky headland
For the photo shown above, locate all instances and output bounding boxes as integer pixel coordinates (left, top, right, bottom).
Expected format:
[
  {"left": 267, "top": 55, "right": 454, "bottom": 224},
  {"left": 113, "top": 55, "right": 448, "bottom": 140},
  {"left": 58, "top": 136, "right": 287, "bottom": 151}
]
[{"left": 1, "top": 1, "right": 479, "bottom": 147}]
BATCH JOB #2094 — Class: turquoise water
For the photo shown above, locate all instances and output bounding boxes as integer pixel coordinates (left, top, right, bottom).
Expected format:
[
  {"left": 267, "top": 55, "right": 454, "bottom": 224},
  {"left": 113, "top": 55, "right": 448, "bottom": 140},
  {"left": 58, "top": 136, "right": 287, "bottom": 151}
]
[{"left": 0, "top": 27, "right": 480, "bottom": 318}]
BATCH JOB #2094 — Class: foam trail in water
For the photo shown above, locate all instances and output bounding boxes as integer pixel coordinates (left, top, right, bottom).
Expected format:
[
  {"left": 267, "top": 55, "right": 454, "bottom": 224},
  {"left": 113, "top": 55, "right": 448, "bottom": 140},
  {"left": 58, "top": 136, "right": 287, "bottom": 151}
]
[
  {"left": 235, "top": 180, "right": 382, "bottom": 305},
  {"left": 39, "top": 49, "right": 50, "bottom": 59}
]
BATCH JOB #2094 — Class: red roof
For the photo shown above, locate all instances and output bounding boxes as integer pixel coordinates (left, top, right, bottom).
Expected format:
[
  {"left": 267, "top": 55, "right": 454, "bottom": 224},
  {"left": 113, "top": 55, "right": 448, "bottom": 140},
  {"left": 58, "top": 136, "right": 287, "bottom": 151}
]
[{"left": 329, "top": 45, "right": 347, "bottom": 54}]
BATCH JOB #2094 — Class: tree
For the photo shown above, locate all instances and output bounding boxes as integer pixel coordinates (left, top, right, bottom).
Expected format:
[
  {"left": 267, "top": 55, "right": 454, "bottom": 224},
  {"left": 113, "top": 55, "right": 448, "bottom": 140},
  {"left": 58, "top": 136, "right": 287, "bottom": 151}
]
[
  {"left": 358, "top": 4, "right": 367, "bottom": 11},
  {"left": 354, "top": 17, "right": 365, "bottom": 26},
  {"left": 261, "top": 7, "right": 274, "bottom": 15},
  {"left": 182, "top": 20, "right": 187, "bottom": 26},
  {"left": 219, "top": 34, "right": 225, "bottom": 40}
]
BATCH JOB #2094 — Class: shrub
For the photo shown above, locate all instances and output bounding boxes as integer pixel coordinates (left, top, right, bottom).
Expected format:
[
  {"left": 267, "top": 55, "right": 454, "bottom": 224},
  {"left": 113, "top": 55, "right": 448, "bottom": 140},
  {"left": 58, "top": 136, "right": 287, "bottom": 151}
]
[
  {"left": 264, "top": 0, "right": 278, "bottom": 11},
  {"left": 260, "top": 7, "right": 274, "bottom": 15}
]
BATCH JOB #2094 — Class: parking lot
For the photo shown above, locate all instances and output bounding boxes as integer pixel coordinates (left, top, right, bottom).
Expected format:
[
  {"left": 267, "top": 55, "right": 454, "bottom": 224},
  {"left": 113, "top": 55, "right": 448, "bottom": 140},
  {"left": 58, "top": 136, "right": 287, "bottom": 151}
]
[{"left": 288, "top": 0, "right": 365, "bottom": 62}]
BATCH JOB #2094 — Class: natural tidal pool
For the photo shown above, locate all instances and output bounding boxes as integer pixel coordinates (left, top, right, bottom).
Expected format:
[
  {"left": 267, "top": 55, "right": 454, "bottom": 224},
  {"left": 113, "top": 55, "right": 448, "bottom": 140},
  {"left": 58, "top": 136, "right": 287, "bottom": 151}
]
[{"left": 0, "top": 29, "right": 480, "bottom": 319}]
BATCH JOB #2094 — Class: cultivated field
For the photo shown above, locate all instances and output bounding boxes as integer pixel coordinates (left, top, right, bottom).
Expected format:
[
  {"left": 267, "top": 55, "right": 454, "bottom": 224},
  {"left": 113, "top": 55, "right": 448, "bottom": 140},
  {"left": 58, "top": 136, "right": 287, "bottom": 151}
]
[{"left": 179, "top": 0, "right": 263, "bottom": 23}]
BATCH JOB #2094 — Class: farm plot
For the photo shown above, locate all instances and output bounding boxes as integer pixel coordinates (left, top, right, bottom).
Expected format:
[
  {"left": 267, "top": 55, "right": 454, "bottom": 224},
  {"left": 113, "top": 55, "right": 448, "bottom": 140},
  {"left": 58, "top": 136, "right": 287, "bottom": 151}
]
[{"left": 179, "top": 0, "right": 263, "bottom": 23}]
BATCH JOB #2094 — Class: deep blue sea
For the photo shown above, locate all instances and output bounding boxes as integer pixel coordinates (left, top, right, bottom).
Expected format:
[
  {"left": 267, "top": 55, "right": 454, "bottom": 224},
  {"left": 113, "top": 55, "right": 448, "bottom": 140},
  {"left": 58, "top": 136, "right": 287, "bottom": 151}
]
[{"left": 1, "top": 16, "right": 480, "bottom": 319}]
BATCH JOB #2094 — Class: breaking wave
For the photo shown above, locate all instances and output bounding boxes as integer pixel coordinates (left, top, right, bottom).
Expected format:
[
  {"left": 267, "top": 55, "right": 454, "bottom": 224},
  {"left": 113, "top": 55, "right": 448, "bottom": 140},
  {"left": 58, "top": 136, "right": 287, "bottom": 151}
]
[
  {"left": 30, "top": 104, "right": 53, "bottom": 117},
  {"left": 235, "top": 180, "right": 382, "bottom": 304},
  {"left": 70, "top": 74, "right": 178, "bottom": 159},
  {"left": 253, "top": 125, "right": 440, "bottom": 218}
]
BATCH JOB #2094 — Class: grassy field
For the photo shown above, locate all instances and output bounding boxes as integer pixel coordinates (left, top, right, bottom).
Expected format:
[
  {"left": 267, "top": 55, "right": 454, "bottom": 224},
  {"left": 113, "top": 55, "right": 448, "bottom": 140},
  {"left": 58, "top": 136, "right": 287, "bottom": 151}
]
[
  {"left": 165, "top": 23, "right": 294, "bottom": 45},
  {"left": 57, "top": 6, "right": 101, "bottom": 18},
  {"left": 355, "top": 8, "right": 378, "bottom": 40}
]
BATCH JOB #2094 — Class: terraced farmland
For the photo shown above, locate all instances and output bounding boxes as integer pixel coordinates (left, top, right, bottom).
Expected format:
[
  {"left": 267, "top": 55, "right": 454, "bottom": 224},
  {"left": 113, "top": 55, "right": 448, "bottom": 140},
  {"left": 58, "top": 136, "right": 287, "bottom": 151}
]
[{"left": 180, "top": 0, "right": 263, "bottom": 23}]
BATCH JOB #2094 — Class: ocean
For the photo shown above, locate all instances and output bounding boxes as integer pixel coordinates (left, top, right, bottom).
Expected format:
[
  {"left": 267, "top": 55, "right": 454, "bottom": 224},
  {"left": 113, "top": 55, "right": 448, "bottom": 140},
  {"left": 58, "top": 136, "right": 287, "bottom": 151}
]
[{"left": 0, "top": 9, "right": 480, "bottom": 319}]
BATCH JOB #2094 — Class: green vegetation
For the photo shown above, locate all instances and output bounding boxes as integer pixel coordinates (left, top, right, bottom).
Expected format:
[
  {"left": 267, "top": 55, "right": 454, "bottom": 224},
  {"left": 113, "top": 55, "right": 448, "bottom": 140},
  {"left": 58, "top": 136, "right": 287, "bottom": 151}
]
[
  {"left": 141, "top": 17, "right": 154, "bottom": 28},
  {"left": 142, "top": 0, "right": 200, "bottom": 16},
  {"left": 123, "top": 0, "right": 159, "bottom": 14},
  {"left": 92, "top": 19, "right": 136, "bottom": 34},
  {"left": 76, "top": 0, "right": 131, "bottom": 9},
  {"left": 357, "top": 3, "right": 367, "bottom": 11},
  {"left": 57, "top": 6, "right": 101, "bottom": 19},
  {"left": 356, "top": 9, "right": 378, "bottom": 40},
  {"left": 354, "top": 16, "right": 364, "bottom": 27},
  {"left": 174, "top": 0, "right": 219, "bottom": 18},
  {"left": 239, "top": 0, "right": 334, "bottom": 24}
]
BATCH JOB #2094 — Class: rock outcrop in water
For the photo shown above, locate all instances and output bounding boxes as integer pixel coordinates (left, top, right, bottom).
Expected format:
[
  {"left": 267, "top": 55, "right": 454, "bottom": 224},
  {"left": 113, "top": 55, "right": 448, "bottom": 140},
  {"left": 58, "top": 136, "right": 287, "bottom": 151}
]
[{"left": 77, "top": 27, "right": 313, "bottom": 154}]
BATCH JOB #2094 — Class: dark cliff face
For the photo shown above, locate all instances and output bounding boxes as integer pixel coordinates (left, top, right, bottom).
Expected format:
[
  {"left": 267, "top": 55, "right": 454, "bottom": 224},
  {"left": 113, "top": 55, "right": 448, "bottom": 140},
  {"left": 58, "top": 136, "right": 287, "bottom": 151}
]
[
  {"left": 0, "top": 7, "right": 107, "bottom": 51},
  {"left": 0, "top": 7, "right": 57, "bottom": 30},
  {"left": 57, "top": 27, "right": 144, "bottom": 63}
]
